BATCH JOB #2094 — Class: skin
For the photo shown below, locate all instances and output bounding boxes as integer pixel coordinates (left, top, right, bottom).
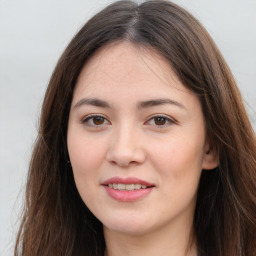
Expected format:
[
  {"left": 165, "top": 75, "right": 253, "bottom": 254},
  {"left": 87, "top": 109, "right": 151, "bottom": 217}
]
[{"left": 67, "top": 42, "right": 218, "bottom": 256}]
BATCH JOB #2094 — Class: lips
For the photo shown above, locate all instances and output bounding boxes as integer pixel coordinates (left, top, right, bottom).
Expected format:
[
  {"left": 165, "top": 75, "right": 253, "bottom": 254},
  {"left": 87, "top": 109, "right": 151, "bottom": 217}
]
[
  {"left": 102, "top": 177, "right": 154, "bottom": 187},
  {"left": 101, "top": 177, "right": 155, "bottom": 202}
]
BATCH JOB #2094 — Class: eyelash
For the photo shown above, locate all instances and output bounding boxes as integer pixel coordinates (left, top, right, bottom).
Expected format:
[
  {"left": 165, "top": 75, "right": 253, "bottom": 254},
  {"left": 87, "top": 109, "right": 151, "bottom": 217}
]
[
  {"left": 81, "top": 114, "right": 111, "bottom": 127},
  {"left": 81, "top": 114, "right": 176, "bottom": 128},
  {"left": 145, "top": 114, "right": 176, "bottom": 127}
]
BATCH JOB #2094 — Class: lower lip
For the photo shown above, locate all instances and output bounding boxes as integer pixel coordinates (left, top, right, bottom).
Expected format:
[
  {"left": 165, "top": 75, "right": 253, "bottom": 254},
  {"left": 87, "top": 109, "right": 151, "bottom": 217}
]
[{"left": 103, "top": 186, "right": 154, "bottom": 202}]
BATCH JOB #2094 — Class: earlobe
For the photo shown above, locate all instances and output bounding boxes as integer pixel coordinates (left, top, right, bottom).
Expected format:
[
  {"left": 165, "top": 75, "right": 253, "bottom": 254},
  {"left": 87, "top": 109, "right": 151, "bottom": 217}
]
[{"left": 202, "top": 143, "right": 219, "bottom": 170}]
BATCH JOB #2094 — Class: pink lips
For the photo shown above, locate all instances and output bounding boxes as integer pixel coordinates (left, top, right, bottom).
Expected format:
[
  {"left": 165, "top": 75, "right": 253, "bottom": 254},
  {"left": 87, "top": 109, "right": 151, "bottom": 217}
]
[{"left": 102, "top": 177, "right": 154, "bottom": 202}]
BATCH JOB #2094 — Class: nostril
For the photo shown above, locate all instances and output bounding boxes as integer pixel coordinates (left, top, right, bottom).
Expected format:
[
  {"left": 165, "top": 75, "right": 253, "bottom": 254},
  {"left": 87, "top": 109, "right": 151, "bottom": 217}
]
[
  {"left": 106, "top": 144, "right": 146, "bottom": 167},
  {"left": 108, "top": 160, "right": 138, "bottom": 168}
]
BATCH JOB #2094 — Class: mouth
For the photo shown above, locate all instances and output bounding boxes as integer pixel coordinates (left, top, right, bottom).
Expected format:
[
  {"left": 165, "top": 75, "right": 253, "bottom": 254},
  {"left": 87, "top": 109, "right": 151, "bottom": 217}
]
[
  {"left": 102, "top": 177, "right": 155, "bottom": 202},
  {"left": 105, "top": 183, "right": 153, "bottom": 191}
]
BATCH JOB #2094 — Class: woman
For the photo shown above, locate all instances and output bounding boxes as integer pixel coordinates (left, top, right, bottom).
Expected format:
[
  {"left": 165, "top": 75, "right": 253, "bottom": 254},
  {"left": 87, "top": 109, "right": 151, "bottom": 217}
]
[{"left": 15, "top": 1, "right": 256, "bottom": 256}]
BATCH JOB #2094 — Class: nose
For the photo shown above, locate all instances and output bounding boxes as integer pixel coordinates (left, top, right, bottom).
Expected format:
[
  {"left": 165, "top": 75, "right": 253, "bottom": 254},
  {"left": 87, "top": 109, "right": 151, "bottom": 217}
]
[{"left": 106, "top": 126, "right": 146, "bottom": 167}]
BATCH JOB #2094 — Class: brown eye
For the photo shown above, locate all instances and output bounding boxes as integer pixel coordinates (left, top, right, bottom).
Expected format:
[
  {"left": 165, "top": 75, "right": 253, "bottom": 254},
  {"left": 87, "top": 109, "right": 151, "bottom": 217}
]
[
  {"left": 146, "top": 115, "right": 175, "bottom": 128},
  {"left": 93, "top": 116, "right": 105, "bottom": 125},
  {"left": 154, "top": 117, "right": 167, "bottom": 125},
  {"left": 82, "top": 115, "right": 110, "bottom": 127}
]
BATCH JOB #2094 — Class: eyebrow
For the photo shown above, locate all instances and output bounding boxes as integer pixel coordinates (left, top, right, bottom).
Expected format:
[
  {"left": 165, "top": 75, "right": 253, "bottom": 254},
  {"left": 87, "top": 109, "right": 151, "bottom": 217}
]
[
  {"left": 73, "top": 97, "right": 186, "bottom": 110},
  {"left": 73, "top": 98, "right": 111, "bottom": 109},
  {"left": 137, "top": 98, "right": 186, "bottom": 110}
]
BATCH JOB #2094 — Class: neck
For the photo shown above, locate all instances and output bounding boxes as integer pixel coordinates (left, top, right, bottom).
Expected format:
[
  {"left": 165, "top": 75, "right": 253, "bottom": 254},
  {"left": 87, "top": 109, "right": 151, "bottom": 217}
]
[{"left": 104, "top": 218, "right": 197, "bottom": 256}]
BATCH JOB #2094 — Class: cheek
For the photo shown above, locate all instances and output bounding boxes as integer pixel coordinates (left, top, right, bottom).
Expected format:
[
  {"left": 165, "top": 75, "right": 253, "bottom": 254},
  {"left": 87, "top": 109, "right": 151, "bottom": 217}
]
[
  {"left": 68, "top": 133, "right": 106, "bottom": 173},
  {"left": 67, "top": 138, "right": 105, "bottom": 203},
  {"left": 150, "top": 135, "right": 205, "bottom": 181}
]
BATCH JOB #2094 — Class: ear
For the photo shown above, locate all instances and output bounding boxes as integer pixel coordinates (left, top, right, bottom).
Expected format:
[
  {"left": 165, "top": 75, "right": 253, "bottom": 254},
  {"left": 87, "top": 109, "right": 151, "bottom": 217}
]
[{"left": 202, "top": 141, "right": 219, "bottom": 170}]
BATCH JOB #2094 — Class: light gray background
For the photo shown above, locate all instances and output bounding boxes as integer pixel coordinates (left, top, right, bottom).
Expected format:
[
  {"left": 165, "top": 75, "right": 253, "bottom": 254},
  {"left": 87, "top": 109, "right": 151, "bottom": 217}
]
[{"left": 1, "top": 0, "right": 255, "bottom": 255}]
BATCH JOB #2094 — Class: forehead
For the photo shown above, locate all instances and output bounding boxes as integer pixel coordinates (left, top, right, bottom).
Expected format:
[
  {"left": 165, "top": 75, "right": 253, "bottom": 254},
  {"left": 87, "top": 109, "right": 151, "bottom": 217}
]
[
  {"left": 72, "top": 41, "right": 200, "bottom": 112},
  {"left": 75, "top": 41, "right": 184, "bottom": 92}
]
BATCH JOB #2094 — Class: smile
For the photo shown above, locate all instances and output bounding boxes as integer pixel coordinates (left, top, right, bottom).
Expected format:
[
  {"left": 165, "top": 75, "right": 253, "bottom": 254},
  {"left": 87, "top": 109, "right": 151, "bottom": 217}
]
[
  {"left": 102, "top": 177, "right": 155, "bottom": 202},
  {"left": 107, "top": 183, "right": 148, "bottom": 190}
]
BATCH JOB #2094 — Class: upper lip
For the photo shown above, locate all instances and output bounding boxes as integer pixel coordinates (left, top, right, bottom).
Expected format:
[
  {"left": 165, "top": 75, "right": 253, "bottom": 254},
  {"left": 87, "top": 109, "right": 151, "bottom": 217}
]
[{"left": 102, "top": 177, "right": 155, "bottom": 187}]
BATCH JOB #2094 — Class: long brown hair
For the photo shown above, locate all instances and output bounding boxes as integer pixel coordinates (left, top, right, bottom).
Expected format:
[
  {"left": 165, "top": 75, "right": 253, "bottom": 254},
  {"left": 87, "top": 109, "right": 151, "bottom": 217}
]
[{"left": 15, "top": 1, "right": 256, "bottom": 255}]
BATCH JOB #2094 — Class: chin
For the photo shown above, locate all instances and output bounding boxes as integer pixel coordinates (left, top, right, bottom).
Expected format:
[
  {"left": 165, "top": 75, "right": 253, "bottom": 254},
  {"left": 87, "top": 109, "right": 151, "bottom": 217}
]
[{"left": 102, "top": 214, "right": 154, "bottom": 236}]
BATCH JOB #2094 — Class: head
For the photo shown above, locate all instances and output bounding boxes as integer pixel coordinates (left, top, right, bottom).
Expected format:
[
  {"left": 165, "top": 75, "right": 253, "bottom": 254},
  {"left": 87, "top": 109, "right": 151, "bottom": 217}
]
[{"left": 16, "top": 1, "right": 256, "bottom": 256}]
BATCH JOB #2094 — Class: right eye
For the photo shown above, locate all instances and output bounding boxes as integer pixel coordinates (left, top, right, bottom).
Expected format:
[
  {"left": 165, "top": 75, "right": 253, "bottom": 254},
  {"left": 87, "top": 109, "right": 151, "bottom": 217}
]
[{"left": 81, "top": 114, "right": 110, "bottom": 127}]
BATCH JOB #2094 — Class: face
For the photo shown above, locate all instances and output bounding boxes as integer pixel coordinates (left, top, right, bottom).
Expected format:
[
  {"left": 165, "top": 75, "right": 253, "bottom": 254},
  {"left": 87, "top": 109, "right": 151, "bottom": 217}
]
[{"left": 67, "top": 42, "right": 218, "bottom": 236}]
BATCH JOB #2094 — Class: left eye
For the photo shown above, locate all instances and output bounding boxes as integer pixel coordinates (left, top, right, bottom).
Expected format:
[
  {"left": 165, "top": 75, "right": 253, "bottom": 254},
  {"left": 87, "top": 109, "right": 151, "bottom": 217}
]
[
  {"left": 81, "top": 115, "right": 110, "bottom": 126},
  {"left": 146, "top": 115, "right": 175, "bottom": 127}
]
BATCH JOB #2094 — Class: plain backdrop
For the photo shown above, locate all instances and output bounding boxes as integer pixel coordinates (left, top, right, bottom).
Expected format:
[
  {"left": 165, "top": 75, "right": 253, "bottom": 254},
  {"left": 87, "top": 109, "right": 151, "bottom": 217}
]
[{"left": 1, "top": 0, "right": 255, "bottom": 255}]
